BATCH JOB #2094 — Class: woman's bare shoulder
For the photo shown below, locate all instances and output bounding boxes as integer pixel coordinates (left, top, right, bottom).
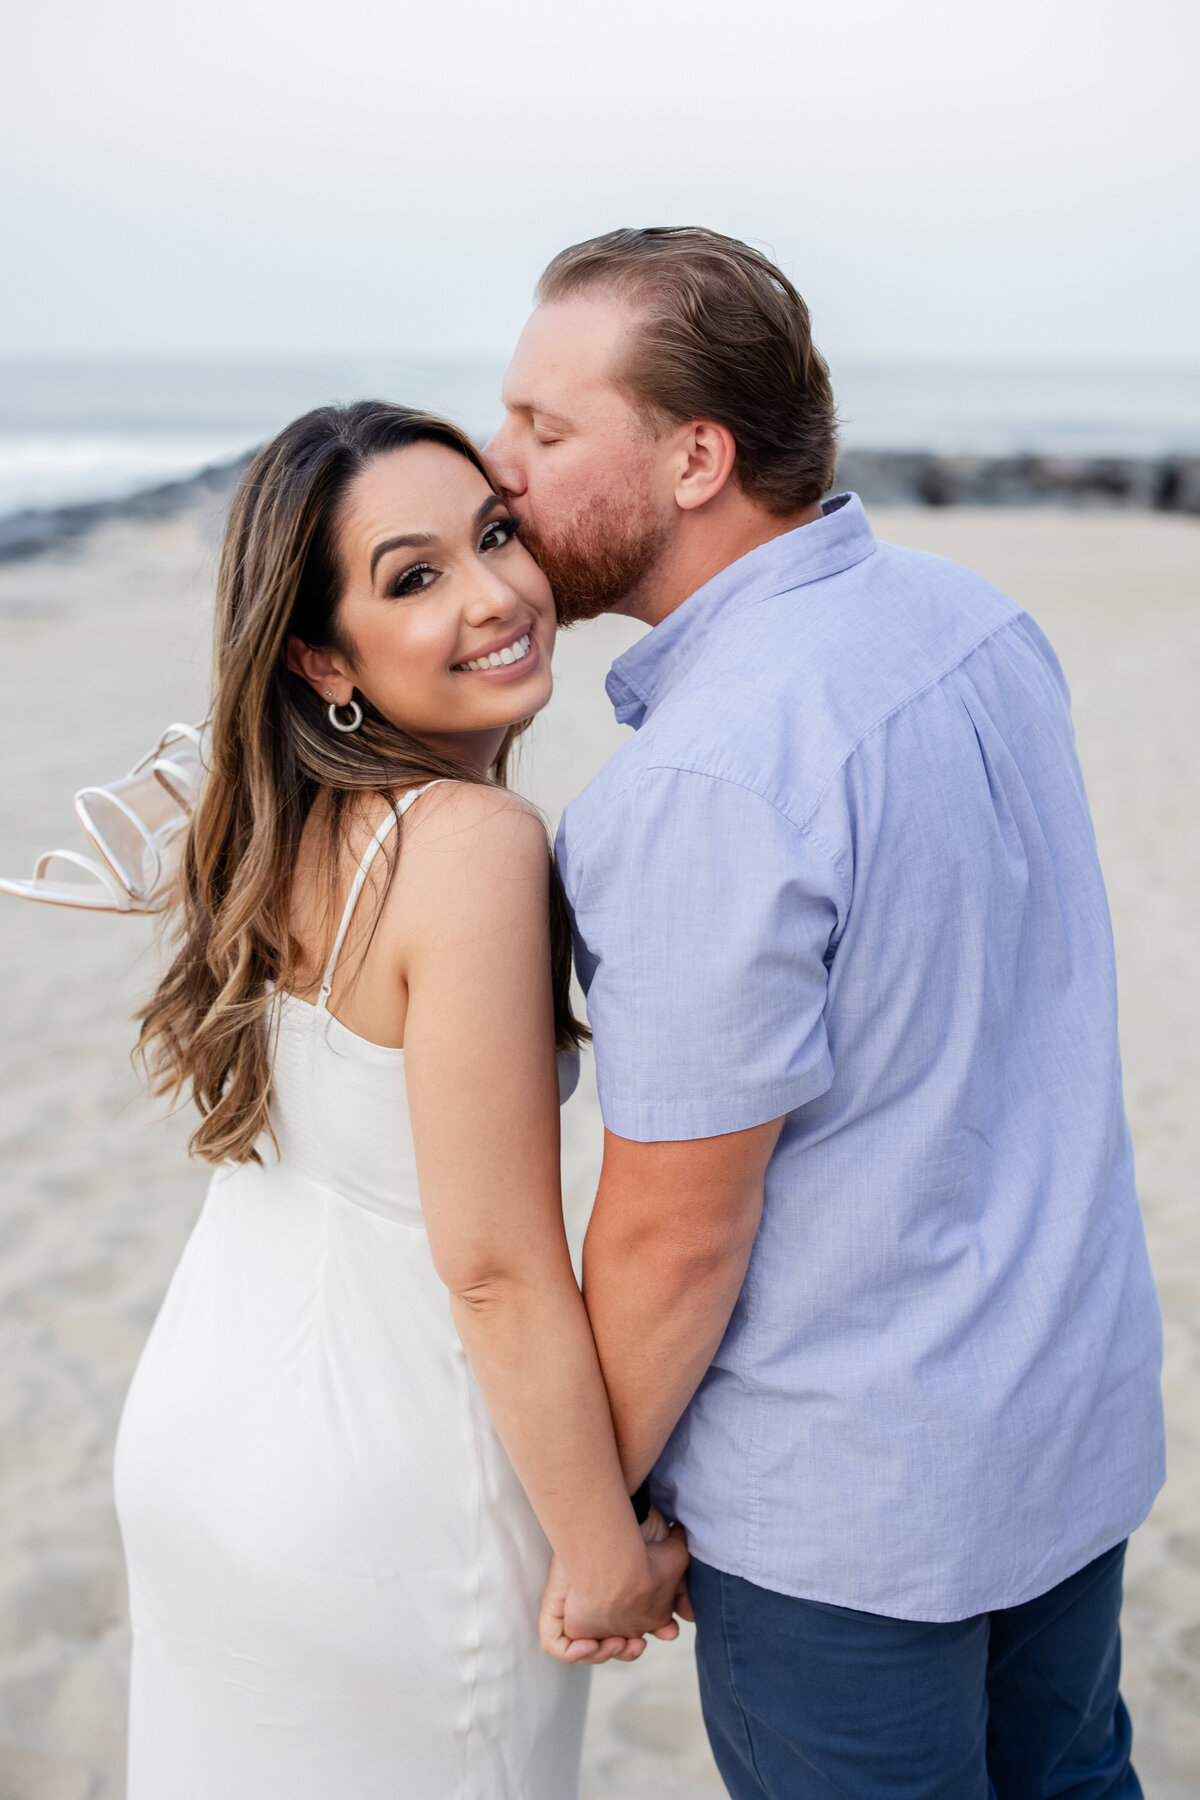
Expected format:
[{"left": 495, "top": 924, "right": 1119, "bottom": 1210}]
[
  {"left": 400, "top": 781, "right": 547, "bottom": 852},
  {"left": 391, "top": 783, "right": 550, "bottom": 923},
  {"left": 333, "top": 781, "right": 540, "bottom": 857}
]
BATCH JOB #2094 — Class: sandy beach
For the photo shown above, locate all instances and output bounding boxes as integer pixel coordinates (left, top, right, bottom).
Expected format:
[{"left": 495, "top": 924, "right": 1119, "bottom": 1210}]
[{"left": 0, "top": 500, "right": 1196, "bottom": 1798}]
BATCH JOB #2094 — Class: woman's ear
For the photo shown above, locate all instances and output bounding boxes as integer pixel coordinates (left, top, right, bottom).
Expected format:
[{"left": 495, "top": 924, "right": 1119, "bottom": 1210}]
[{"left": 286, "top": 636, "right": 354, "bottom": 706}]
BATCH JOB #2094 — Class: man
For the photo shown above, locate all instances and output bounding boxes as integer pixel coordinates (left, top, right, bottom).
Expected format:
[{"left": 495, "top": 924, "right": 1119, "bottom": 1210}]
[{"left": 485, "top": 228, "right": 1164, "bottom": 1799}]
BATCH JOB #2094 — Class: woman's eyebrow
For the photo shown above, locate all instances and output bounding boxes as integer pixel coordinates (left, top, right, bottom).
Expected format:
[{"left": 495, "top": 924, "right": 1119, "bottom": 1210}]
[
  {"left": 370, "top": 531, "right": 434, "bottom": 582},
  {"left": 368, "top": 496, "right": 506, "bottom": 584}
]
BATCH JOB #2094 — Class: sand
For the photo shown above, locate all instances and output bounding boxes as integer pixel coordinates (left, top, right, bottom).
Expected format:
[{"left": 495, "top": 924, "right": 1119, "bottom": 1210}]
[{"left": 0, "top": 501, "right": 1196, "bottom": 1798}]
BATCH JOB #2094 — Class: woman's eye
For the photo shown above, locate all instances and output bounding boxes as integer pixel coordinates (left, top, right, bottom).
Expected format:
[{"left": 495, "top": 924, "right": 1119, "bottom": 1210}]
[
  {"left": 479, "top": 517, "right": 519, "bottom": 552},
  {"left": 390, "top": 564, "right": 437, "bottom": 597}
]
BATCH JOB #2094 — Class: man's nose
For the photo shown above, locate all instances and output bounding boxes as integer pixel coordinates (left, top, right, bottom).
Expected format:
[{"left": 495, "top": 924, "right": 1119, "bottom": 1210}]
[{"left": 483, "top": 420, "right": 524, "bottom": 498}]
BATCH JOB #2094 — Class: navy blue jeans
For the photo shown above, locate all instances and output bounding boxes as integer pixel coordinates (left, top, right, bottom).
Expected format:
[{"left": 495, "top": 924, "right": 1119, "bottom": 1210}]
[{"left": 690, "top": 1542, "right": 1139, "bottom": 1799}]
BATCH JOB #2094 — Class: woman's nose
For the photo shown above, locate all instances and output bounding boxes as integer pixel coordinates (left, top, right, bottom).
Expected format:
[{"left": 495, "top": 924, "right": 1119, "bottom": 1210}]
[{"left": 464, "top": 563, "right": 520, "bottom": 623}]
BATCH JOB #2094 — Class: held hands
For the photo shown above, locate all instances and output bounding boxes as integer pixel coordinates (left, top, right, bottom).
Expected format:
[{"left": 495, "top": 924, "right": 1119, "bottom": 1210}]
[{"left": 538, "top": 1507, "right": 691, "bottom": 1665}]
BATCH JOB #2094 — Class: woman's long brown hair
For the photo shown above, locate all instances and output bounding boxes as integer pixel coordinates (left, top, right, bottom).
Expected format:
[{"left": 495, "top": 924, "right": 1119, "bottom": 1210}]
[{"left": 137, "top": 401, "right": 585, "bottom": 1166}]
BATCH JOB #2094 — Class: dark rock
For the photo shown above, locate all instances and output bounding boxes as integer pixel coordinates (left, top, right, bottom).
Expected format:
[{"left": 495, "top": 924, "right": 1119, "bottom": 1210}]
[
  {"left": 834, "top": 451, "right": 1200, "bottom": 513},
  {"left": 1156, "top": 459, "right": 1200, "bottom": 514}
]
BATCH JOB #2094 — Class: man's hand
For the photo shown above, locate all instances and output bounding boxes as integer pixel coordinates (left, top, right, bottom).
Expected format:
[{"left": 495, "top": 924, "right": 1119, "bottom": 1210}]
[{"left": 538, "top": 1509, "right": 689, "bottom": 1664}]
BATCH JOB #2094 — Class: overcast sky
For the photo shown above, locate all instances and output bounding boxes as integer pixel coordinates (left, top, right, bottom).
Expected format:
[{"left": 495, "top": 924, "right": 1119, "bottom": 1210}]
[{"left": 2, "top": 0, "right": 1196, "bottom": 364}]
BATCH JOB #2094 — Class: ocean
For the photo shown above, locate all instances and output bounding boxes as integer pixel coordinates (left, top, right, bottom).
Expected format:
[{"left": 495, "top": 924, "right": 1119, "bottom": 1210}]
[{"left": 2, "top": 355, "right": 1199, "bottom": 520}]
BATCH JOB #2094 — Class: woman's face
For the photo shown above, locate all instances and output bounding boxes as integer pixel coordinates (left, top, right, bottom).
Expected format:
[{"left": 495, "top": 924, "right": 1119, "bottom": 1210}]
[{"left": 291, "top": 441, "right": 556, "bottom": 769}]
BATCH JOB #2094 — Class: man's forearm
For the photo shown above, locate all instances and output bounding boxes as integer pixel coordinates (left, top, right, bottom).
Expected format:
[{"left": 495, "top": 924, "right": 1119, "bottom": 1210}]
[
  {"left": 581, "top": 1121, "right": 781, "bottom": 1490},
  {"left": 583, "top": 1229, "right": 753, "bottom": 1489}
]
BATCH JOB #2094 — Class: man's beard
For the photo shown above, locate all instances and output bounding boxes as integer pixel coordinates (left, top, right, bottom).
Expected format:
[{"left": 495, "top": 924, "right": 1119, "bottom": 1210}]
[{"left": 516, "top": 492, "right": 668, "bottom": 626}]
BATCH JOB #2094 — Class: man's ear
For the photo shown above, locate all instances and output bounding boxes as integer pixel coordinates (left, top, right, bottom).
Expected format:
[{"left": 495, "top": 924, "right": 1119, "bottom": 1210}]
[
  {"left": 673, "top": 421, "right": 738, "bottom": 512},
  {"left": 286, "top": 636, "right": 354, "bottom": 706}
]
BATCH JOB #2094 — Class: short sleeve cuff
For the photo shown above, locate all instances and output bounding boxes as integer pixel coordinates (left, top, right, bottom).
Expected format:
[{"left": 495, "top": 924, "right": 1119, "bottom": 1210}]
[{"left": 596, "top": 1046, "right": 834, "bottom": 1143}]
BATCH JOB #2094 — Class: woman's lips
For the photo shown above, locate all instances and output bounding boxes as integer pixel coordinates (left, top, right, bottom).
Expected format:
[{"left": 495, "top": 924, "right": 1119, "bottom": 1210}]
[{"left": 452, "top": 630, "right": 535, "bottom": 674}]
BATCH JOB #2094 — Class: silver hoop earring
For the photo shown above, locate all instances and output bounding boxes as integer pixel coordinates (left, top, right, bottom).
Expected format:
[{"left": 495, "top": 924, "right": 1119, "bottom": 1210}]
[{"left": 328, "top": 698, "right": 363, "bottom": 733}]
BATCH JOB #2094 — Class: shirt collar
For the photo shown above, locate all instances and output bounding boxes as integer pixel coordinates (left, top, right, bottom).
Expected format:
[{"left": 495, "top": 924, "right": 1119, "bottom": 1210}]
[{"left": 605, "top": 492, "right": 876, "bottom": 729}]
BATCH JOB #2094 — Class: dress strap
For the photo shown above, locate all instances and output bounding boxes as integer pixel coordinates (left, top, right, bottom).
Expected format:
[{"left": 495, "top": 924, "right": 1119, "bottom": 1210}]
[{"left": 316, "top": 781, "right": 448, "bottom": 1008}]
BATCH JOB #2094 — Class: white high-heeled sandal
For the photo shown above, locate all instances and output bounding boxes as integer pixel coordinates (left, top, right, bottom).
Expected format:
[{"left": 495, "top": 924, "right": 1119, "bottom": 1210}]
[{"left": 0, "top": 722, "right": 209, "bottom": 914}]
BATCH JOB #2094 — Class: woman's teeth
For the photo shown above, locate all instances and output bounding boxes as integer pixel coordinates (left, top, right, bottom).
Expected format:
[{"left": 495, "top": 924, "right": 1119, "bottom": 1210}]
[{"left": 457, "top": 632, "right": 532, "bottom": 673}]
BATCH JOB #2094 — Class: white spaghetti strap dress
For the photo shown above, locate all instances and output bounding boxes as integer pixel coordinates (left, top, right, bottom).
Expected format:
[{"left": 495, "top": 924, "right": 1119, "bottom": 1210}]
[{"left": 114, "top": 784, "right": 589, "bottom": 1798}]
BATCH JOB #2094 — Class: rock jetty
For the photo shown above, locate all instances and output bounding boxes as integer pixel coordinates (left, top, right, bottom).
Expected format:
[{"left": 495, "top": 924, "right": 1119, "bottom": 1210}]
[
  {"left": 0, "top": 453, "right": 255, "bottom": 564},
  {"left": 835, "top": 451, "right": 1200, "bottom": 512},
  {"left": 1, "top": 448, "right": 1197, "bottom": 566}
]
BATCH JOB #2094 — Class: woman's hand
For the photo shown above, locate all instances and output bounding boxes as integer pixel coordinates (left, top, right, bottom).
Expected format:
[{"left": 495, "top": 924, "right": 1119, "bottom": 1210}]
[{"left": 538, "top": 1509, "right": 690, "bottom": 1664}]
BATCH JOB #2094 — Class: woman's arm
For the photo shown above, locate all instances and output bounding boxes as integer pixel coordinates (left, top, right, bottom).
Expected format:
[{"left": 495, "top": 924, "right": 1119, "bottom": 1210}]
[{"left": 394, "top": 785, "right": 686, "bottom": 1657}]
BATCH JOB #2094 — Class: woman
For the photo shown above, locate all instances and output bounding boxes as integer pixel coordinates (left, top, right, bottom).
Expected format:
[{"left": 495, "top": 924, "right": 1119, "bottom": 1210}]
[{"left": 116, "top": 401, "right": 688, "bottom": 1797}]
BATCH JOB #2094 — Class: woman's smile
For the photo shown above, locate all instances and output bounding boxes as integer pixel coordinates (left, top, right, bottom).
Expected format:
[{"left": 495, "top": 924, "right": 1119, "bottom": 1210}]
[{"left": 452, "top": 628, "right": 537, "bottom": 676}]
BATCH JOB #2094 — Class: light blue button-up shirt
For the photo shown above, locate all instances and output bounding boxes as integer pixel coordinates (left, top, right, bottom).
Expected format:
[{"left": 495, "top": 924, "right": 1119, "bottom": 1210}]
[{"left": 557, "top": 495, "right": 1164, "bottom": 1622}]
